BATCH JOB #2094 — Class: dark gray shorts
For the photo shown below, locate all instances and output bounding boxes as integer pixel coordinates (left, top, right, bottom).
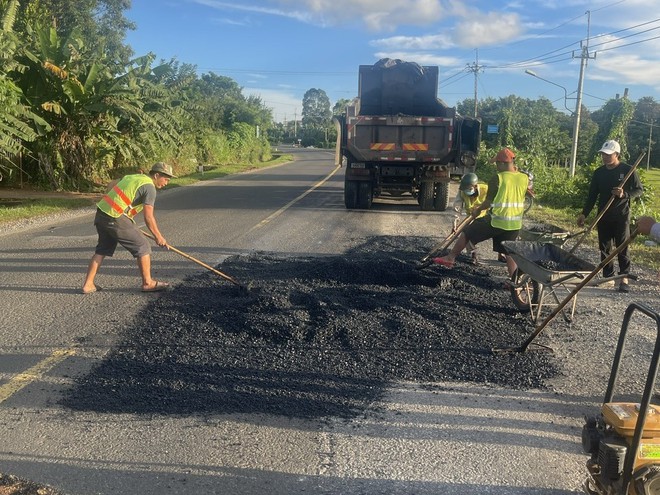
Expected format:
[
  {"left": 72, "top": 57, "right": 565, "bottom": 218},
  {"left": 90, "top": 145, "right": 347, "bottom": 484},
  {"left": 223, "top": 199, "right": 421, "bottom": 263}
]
[
  {"left": 464, "top": 216, "right": 520, "bottom": 254},
  {"left": 94, "top": 210, "right": 151, "bottom": 258}
]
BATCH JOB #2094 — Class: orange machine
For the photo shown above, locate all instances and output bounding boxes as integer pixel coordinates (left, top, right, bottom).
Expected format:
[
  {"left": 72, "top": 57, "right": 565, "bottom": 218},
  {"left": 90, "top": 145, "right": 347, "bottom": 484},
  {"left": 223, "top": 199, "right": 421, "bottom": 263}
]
[{"left": 582, "top": 302, "right": 660, "bottom": 495}]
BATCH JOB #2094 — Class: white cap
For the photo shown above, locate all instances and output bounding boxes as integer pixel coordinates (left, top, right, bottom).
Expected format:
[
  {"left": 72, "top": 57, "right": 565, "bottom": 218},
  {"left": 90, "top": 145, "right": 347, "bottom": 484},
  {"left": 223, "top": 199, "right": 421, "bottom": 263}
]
[{"left": 598, "top": 140, "right": 621, "bottom": 155}]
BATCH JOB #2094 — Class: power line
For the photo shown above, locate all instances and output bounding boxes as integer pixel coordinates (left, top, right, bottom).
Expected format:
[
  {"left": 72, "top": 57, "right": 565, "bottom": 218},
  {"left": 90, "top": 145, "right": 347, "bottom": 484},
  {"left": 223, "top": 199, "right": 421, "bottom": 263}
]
[
  {"left": 588, "top": 17, "right": 660, "bottom": 43},
  {"left": 594, "top": 34, "right": 660, "bottom": 53},
  {"left": 589, "top": 24, "right": 660, "bottom": 50},
  {"left": 490, "top": 17, "right": 660, "bottom": 72}
]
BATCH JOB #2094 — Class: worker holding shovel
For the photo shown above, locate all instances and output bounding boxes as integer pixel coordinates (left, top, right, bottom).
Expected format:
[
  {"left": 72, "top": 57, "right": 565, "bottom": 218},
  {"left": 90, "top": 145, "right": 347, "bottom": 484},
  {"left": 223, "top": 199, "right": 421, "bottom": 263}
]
[
  {"left": 452, "top": 173, "right": 488, "bottom": 264},
  {"left": 81, "top": 162, "right": 175, "bottom": 294},
  {"left": 576, "top": 140, "right": 643, "bottom": 293},
  {"left": 433, "top": 147, "right": 528, "bottom": 281}
]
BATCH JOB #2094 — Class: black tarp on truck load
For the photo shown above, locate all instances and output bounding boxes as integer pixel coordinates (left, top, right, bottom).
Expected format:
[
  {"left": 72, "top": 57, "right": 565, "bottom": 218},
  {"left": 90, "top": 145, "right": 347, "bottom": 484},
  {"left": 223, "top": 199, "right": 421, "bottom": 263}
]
[{"left": 358, "top": 58, "right": 450, "bottom": 117}]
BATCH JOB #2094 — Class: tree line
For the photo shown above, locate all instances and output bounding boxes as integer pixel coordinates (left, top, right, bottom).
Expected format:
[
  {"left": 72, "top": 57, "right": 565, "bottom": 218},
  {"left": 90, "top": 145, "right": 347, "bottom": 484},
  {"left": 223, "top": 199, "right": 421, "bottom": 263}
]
[
  {"left": 1, "top": 0, "right": 658, "bottom": 210},
  {"left": 0, "top": 0, "right": 273, "bottom": 190}
]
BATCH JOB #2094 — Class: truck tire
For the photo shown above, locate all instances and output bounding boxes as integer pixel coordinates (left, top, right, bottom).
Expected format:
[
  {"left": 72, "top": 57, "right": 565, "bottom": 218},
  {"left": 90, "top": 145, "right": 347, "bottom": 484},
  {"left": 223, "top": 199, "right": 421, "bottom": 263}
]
[
  {"left": 357, "top": 182, "right": 373, "bottom": 209},
  {"left": 344, "top": 180, "right": 359, "bottom": 209},
  {"left": 418, "top": 182, "right": 435, "bottom": 211},
  {"left": 433, "top": 182, "right": 450, "bottom": 211}
]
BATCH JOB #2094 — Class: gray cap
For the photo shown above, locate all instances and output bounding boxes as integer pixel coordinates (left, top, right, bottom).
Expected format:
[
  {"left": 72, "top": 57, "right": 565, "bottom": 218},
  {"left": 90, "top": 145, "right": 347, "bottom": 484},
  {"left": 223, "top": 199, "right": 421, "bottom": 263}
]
[{"left": 149, "top": 162, "right": 177, "bottom": 178}]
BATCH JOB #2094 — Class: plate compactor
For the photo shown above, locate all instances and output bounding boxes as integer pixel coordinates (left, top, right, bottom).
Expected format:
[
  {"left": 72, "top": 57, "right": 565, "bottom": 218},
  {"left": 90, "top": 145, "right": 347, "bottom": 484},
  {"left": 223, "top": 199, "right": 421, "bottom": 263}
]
[{"left": 582, "top": 302, "right": 660, "bottom": 495}]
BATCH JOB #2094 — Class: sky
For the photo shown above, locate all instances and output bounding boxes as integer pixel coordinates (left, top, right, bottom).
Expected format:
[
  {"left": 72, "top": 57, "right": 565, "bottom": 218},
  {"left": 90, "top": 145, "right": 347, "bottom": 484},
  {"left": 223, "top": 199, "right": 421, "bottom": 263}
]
[{"left": 124, "top": 0, "right": 660, "bottom": 123}]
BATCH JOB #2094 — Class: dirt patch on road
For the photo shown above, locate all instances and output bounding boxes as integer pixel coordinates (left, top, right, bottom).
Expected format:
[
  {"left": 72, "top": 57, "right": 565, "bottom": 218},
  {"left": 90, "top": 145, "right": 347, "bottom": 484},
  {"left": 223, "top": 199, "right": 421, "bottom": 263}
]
[{"left": 63, "top": 235, "right": 557, "bottom": 419}]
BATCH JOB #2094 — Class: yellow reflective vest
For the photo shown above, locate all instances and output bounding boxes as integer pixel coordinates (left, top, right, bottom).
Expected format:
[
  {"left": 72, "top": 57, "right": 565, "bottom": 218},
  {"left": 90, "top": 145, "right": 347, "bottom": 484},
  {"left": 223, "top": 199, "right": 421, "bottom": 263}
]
[
  {"left": 459, "top": 183, "right": 489, "bottom": 218},
  {"left": 490, "top": 171, "right": 528, "bottom": 230},
  {"left": 98, "top": 174, "right": 154, "bottom": 220}
]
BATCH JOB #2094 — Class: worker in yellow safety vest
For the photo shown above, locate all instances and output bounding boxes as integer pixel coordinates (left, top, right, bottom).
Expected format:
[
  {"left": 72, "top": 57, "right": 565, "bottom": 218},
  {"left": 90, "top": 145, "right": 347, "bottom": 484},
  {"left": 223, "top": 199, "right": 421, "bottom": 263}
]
[
  {"left": 452, "top": 173, "right": 488, "bottom": 264},
  {"left": 433, "top": 147, "right": 528, "bottom": 279},
  {"left": 81, "top": 162, "right": 176, "bottom": 294}
]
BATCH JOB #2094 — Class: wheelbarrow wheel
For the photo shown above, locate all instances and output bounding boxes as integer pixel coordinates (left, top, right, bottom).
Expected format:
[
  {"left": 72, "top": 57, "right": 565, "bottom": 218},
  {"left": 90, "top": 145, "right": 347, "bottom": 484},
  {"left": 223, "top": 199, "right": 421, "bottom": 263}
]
[{"left": 510, "top": 268, "right": 540, "bottom": 312}]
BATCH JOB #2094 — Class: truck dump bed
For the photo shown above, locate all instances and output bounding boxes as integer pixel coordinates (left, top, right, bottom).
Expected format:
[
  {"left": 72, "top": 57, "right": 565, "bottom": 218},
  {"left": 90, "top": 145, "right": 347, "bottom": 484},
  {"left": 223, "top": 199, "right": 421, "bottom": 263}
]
[
  {"left": 357, "top": 59, "right": 449, "bottom": 116},
  {"left": 344, "top": 60, "right": 456, "bottom": 163},
  {"left": 336, "top": 58, "right": 480, "bottom": 211}
]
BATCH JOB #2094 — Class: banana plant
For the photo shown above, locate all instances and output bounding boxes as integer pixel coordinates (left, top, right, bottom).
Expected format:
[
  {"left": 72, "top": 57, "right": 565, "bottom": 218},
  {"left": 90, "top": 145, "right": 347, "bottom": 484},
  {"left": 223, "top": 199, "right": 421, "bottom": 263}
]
[
  {"left": 0, "top": 0, "right": 50, "bottom": 172},
  {"left": 13, "top": 23, "right": 184, "bottom": 188}
]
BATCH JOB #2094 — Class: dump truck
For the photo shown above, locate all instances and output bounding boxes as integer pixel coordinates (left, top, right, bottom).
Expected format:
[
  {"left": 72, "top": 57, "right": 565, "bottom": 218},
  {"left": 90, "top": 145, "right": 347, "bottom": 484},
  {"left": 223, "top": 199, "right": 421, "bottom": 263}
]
[{"left": 334, "top": 58, "right": 481, "bottom": 210}]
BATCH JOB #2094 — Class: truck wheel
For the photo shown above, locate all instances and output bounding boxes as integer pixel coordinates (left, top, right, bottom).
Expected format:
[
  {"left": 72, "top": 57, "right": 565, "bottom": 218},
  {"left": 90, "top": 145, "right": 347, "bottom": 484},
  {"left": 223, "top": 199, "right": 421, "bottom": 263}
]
[
  {"left": 418, "top": 182, "right": 435, "bottom": 210},
  {"left": 433, "top": 182, "right": 450, "bottom": 211},
  {"left": 344, "top": 180, "right": 359, "bottom": 209},
  {"left": 357, "top": 182, "right": 373, "bottom": 209}
]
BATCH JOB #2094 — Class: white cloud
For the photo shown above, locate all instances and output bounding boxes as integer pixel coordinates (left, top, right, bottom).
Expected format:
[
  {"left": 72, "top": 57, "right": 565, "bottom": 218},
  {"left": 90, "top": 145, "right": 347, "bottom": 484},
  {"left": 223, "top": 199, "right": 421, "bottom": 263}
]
[
  {"left": 244, "top": 87, "right": 302, "bottom": 122},
  {"left": 194, "top": 0, "right": 448, "bottom": 31},
  {"left": 453, "top": 11, "right": 523, "bottom": 48},
  {"left": 370, "top": 33, "right": 455, "bottom": 51},
  {"left": 588, "top": 47, "right": 660, "bottom": 91},
  {"left": 191, "top": 0, "right": 319, "bottom": 25}
]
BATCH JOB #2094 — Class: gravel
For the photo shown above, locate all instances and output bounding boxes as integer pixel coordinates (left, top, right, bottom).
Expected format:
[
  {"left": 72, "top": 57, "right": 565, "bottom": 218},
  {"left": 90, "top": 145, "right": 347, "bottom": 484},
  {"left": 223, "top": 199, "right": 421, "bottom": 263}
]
[
  {"left": 62, "top": 231, "right": 660, "bottom": 421},
  {"left": 63, "top": 235, "right": 564, "bottom": 419}
]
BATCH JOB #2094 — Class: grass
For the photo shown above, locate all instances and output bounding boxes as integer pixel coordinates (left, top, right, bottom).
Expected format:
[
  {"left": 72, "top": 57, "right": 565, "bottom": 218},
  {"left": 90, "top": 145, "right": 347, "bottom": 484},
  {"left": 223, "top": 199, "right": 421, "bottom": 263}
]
[
  {"left": 0, "top": 198, "right": 100, "bottom": 223},
  {"left": 644, "top": 167, "right": 660, "bottom": 212},
  {"left": 0, "top": 153, "right": 293, "bottom": 226}
]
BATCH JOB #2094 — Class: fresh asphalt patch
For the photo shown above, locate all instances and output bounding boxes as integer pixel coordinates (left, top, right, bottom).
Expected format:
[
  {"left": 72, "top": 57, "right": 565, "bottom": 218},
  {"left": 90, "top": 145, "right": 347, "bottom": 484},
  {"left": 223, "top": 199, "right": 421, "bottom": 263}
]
[{"left": 62, "top": 236, "right": 558, "bottom": 419}]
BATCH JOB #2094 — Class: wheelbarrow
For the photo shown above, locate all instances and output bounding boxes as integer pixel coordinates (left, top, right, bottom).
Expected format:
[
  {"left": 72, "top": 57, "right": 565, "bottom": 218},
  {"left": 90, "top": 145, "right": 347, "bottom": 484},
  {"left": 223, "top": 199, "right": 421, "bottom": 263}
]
[
  {"left": 518, "top": 225, "right": 572, "bottom": 247},
  {"left": 502, "top": 241, "right": 597, "bottom": 323},
  {"left": 494, "top": 231, "right": 640, "bottom": 354}
]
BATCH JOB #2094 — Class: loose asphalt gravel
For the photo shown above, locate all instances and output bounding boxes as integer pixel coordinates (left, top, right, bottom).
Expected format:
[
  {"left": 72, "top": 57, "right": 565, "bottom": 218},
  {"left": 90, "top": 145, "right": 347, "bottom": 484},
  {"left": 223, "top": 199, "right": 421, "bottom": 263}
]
[{"left": 62, "top": 235, "right": 561, "bottom": 419}]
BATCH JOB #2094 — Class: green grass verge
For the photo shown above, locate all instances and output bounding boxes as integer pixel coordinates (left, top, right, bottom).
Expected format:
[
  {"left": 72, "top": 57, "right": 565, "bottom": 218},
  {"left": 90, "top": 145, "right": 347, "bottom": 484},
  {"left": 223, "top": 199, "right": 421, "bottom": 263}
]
[
  {"left": 0, "top": 154, "right": 293, "bottom": 226},
  {"left": 644, "top": 167, "right": 660, "bottom": 211},
  {"left": 0, "top": 198, "right": 99, "bottom": 224}
]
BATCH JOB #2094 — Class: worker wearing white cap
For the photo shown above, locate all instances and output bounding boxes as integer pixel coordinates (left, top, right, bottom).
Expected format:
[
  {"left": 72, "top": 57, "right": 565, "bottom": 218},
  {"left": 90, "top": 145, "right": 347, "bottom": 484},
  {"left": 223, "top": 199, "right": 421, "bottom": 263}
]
[{"left": 576, "top": 140, "right": 644, "bottom": 293}]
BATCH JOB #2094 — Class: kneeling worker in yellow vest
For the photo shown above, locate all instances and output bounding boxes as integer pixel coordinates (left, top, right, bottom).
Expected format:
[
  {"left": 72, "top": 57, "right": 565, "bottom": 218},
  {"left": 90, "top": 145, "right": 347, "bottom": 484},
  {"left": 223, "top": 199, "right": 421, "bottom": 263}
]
[
  {"left": 433, "top": 147, "right": 528, "bottom": 278},
  {"left": 82, "top": 162, "right": 176, "bottom": 294}
]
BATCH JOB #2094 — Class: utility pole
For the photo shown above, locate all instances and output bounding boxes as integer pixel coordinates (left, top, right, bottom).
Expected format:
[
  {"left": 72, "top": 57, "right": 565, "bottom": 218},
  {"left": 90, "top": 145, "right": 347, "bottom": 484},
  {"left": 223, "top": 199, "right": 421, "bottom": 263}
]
[
  {"left": 569, "top": 11, "right": 596, "bottom": 177},
  {"left": 465, "top": 49, "right": 483, "bottom": 118},
  {"left": 647, "top": 122, "right": 654, "bottom": 170},
  {"left": 294, "top": 109, "right": 297, "bottom": 138}
]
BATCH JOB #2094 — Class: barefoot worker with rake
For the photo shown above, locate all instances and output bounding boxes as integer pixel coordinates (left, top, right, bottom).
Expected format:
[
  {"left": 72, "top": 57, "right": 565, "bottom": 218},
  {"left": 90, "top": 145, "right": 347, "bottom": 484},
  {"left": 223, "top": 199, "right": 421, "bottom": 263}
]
[{"left": 82, "top": 162, "right": 176, "bottom": 294}]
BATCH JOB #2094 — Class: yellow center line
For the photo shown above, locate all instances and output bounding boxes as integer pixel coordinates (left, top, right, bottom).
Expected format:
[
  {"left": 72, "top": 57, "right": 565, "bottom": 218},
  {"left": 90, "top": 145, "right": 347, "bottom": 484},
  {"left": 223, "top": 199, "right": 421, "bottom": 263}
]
[
  {"left": 245, "top": 164, "right": 341, "bottom": 235},
  {"left": 0, "top": 349, "right": 76, "bottom": 404}
]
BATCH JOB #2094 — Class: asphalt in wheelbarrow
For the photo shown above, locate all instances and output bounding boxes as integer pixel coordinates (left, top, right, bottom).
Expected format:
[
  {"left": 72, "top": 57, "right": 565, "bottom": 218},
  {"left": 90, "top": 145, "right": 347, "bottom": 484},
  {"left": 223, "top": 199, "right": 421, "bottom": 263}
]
[{"left": 63, "top": 235, "right": 558, "bottom": 420}]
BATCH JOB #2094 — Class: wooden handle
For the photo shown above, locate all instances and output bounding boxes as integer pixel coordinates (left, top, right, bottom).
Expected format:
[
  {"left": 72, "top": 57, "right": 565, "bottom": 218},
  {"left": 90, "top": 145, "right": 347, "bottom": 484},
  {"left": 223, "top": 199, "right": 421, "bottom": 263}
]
[
  {"left": 141, "top": 230, "right": 245, "bottom": 287},
  {"left": 570, "top": 152, "right": 645, "bottom": 254},
  {"left": 421, "top": 214, "right": 475, "bottom": 262}
]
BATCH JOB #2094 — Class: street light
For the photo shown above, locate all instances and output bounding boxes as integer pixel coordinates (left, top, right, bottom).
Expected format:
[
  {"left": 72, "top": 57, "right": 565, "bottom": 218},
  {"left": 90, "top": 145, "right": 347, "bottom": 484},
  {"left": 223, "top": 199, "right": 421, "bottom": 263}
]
[
  {"left": 524, "top": 70, "right": 573, "bottom": 114},
  {"left": 525, "top": 69, "right": 579, "bottom": 177}
]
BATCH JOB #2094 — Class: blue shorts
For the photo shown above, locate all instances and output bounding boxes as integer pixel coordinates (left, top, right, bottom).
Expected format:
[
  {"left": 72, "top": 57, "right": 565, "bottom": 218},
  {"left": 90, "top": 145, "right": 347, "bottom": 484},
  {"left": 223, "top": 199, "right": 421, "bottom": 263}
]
[
  {"left": 464, "top": 215, "right": 520, "bottom": 254},
  {"left": 93, "top": 209, "right": 151, "bottom": 258}
]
